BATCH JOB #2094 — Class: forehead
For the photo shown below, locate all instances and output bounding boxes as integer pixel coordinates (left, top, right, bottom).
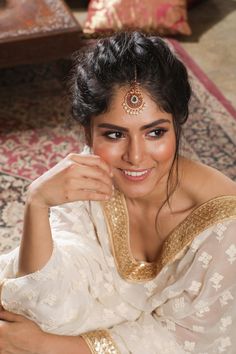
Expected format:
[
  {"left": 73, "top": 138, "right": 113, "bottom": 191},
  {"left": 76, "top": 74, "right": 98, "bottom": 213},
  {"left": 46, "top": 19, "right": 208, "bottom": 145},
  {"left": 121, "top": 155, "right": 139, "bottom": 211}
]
[{"left": 92, "top": 86, "right": 173, "bottom": 127}]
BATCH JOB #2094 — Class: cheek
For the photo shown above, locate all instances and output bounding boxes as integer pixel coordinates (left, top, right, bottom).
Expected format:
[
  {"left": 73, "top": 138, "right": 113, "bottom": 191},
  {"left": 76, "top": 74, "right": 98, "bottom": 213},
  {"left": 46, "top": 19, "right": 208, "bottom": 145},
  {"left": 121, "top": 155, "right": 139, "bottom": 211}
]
[
  {"left": 93, "top": 140, "right": 120, "bottom": 165},
  {"left": 151, "top": 135, "right": 176, "bottom": 162}
]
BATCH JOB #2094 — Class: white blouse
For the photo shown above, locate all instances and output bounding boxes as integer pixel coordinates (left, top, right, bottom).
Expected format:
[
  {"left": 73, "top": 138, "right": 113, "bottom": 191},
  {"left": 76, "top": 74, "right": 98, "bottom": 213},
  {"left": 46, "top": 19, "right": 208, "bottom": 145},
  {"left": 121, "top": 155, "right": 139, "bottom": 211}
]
[{"left": 0, "top": 193, "right": 236, "bottom": 354}]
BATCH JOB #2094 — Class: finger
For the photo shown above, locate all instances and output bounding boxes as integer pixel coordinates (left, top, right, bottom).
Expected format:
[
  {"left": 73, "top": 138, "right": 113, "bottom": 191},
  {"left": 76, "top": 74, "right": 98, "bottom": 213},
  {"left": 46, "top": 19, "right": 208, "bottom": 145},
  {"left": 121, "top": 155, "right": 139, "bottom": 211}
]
[
  {"left": 67, "top": 154, "right": 112, "bottom": 176},
  {"left": 66, "top": 190, "right": 111, "bottom": 202},
  {"left": 69, "top": 165, "right": 113, "bottom": 187},
  {"left": 69, "top": 177, "right": 113, "bottom": 196},
  {"left": 0, "top": 309, "right": 24, "bottom": 323}
]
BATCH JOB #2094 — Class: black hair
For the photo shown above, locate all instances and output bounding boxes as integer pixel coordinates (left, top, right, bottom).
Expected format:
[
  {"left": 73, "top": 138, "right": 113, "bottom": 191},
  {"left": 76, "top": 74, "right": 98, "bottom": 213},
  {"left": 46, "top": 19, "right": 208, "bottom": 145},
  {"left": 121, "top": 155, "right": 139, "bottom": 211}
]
[
  {"left": 70, "top": 31, "right": 191, "bottom": 215},
  {"left": 71, "top": 31, "right": 191, "bottom": 127}
]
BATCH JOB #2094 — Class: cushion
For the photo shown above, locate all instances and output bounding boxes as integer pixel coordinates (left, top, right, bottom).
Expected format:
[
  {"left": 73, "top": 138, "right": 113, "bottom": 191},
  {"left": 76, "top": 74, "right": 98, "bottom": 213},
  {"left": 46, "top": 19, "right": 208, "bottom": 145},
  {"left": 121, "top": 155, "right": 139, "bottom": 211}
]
[{"left": 83, "top": 0, "right": 191, "bottom": 36}]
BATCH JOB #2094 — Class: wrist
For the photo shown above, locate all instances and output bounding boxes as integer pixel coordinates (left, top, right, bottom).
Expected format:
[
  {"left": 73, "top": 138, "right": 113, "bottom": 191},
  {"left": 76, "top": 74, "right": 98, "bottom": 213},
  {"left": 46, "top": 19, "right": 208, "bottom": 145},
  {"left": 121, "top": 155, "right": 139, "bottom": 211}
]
[{"left": 26, "top": 189, "right": 49, "bottom": 210}]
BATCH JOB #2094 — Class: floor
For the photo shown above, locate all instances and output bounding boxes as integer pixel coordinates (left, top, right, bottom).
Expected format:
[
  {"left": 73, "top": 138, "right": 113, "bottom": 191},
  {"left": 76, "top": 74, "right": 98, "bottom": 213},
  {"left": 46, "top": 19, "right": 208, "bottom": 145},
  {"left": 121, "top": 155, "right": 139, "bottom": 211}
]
[
  {"left": 68, "top": 0, "right": 236, "bottom": 108},
  {"left": 180, "top": 0, "right": 236, "bottom": 108}
]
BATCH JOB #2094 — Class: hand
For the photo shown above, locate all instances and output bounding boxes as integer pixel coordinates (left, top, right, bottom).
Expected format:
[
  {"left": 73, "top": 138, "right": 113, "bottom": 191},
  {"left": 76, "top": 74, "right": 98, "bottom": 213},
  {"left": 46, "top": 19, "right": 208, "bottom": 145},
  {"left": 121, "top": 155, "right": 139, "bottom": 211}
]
[
  {"left": 0, "top": 309, "right": 45, "bottom": 354},
  {"left": 27, "top": 153, "right": 113, "bottom": 208},
  {"left": 0, "top": 309, "right": 92, "bottom": 354}
]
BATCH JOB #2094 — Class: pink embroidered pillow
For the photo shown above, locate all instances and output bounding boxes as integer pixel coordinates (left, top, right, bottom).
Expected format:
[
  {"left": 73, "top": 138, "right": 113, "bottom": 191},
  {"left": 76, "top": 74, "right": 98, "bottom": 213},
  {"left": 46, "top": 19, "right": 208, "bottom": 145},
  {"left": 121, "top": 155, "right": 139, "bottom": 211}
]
[{"left": 84, "top": 0, "right": 191, "bottom": 36}]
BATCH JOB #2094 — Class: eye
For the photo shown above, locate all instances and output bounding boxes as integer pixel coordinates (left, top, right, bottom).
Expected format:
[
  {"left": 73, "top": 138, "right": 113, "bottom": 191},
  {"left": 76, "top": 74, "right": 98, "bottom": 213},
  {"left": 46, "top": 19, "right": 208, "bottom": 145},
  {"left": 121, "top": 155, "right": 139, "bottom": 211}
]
[
  {"left": 103, "top": 131, "right": 124, "bottom": 140},
  {"left": 148, "top": 129, "right": 167, "bottom": 139}
]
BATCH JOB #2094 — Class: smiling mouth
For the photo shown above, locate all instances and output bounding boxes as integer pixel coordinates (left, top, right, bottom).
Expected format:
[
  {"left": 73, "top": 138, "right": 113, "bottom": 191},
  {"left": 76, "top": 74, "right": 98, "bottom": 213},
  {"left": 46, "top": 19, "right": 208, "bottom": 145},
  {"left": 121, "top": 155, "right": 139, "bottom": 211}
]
[{"left": 119, "top": 168, "right": 152, "bottom": 181}]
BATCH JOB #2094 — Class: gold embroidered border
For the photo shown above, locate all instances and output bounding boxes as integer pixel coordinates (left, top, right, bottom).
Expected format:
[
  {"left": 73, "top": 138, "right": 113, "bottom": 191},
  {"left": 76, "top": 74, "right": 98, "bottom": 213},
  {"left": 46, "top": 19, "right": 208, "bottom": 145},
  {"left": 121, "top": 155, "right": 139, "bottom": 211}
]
[
  {"left": 81, "top": 329, "right": 120, "bottom": 354},
  {"left": 102, "top": 191, "right": 236, "bottom": 283},
  {"left": 102, "top": 189, "right": 158, "bottom": 282}
]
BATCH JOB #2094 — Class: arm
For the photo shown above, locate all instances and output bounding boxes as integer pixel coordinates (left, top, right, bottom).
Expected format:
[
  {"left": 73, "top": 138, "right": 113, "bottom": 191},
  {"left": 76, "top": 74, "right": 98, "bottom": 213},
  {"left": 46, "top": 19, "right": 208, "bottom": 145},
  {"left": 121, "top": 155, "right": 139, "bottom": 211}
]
[
  {"left": 0, "top": 153, "right": 113, "bottom": 333},
  {"left": 0, "top": 202, "right": 102, "bottom": 334},
  {"left": 17, "top": 153, "right": 112, "bottom": 276},
  {"left": 18, "top": 202, "right": 52, "bottom": 276},
  {"left": 0, "top": 309, "right": 91, "bottom": 354}
]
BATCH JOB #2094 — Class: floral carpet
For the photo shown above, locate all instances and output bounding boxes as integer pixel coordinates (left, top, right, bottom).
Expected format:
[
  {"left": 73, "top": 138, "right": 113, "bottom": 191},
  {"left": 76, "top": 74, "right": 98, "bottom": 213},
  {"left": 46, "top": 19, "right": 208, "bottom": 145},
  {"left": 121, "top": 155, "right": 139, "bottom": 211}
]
[{"left": 0, "top": 42, "right": 236, "bottom": 254}]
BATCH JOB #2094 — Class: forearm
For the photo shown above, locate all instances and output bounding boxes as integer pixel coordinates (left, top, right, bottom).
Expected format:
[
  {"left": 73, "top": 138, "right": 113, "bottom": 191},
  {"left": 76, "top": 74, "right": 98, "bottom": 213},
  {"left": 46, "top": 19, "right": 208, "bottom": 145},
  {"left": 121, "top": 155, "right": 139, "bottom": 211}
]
[
  {"left": 18, "top": 200, "right": 53, "bottom": 276},
  {"left": 41, "top": 333, "right": 91, "bottom": 354}
]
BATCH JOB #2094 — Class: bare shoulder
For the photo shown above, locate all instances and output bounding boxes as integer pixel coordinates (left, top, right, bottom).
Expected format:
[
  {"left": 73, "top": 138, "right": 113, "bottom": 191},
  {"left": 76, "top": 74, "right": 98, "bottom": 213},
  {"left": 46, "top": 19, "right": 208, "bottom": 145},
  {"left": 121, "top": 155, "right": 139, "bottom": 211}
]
[{"left": 179, "top": 157, "right": 236, "bottom": 205}]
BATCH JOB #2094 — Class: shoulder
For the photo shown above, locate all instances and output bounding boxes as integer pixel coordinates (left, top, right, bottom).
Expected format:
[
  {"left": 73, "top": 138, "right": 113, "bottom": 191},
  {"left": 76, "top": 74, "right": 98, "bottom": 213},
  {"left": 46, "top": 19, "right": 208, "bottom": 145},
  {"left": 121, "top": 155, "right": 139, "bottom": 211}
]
[{"left": 179, "top": 157, "right": 236, "bottom": 206}]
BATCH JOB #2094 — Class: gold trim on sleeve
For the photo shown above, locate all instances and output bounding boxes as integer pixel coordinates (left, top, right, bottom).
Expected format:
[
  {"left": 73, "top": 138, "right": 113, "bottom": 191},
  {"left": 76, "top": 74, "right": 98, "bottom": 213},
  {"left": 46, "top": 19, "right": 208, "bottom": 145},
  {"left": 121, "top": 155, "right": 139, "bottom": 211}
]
[
  {"left": 81, "top": 329, "right": 120, "bottom": 354},
  {"left": 102, "top": 191, "right": 236, "bottom": 283}
]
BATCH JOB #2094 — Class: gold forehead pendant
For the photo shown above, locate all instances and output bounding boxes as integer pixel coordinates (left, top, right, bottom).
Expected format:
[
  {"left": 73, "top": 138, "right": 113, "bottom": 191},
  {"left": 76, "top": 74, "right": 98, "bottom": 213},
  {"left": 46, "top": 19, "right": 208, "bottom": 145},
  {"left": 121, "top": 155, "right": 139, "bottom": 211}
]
[{"left": 122, "top": 70, "right": 145, "bottom": 115}]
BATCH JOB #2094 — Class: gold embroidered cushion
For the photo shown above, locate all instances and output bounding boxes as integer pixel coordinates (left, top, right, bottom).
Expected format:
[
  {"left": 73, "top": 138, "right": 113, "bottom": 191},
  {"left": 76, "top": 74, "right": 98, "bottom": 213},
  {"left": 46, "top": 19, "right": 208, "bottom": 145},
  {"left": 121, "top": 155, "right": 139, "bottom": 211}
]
[{"left": 84, "top": 0, "right": 191, "bottom": 36}]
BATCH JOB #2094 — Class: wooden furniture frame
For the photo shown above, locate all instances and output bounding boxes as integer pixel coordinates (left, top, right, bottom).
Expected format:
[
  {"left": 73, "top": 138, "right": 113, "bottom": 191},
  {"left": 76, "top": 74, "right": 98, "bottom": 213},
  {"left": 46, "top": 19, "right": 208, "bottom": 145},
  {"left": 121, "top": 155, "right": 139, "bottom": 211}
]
[{"left": 0, "top": 0, "right": 82, "bottom": 68}]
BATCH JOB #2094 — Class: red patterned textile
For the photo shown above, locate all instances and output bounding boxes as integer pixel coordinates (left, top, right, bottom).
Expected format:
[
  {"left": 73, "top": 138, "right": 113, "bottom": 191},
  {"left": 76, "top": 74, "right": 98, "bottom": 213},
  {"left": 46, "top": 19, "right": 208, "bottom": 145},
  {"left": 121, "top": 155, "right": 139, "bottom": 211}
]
[
  {"left": 84, "top": 0, "right": 191, "bottom": 36},
  {"left": 0, "top": 44, "right": 236, "bottom": 253}
]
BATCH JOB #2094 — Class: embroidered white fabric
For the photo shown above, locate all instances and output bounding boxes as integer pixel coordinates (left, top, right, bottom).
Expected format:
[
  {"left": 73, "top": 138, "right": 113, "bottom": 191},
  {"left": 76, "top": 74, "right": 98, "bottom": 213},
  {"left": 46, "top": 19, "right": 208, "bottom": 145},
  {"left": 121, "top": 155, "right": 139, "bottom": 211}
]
[{"left": 0, "top": 199, "right": 236, "bottom": 354}]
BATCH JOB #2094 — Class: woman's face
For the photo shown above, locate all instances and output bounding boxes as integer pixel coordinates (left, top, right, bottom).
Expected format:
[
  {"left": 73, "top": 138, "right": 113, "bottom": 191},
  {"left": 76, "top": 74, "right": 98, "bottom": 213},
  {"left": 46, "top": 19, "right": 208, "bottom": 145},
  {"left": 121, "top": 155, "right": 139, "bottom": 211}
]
[{"left": 90, "top": 86, "right": 176, "bottom": 200}]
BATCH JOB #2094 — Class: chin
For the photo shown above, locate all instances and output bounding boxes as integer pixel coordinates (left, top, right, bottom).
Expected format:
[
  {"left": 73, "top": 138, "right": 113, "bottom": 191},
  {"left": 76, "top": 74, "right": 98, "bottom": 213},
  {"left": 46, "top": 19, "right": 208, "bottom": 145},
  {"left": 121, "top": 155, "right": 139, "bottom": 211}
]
[
  {"left": 112, "top": 166, "right": 170, "bottom": 200},
  {"left": 123, "top": 189, "right": 152, "bottom": 199},
  {"left": 113, "top": 180, "right": 154, "bottom": 199}
]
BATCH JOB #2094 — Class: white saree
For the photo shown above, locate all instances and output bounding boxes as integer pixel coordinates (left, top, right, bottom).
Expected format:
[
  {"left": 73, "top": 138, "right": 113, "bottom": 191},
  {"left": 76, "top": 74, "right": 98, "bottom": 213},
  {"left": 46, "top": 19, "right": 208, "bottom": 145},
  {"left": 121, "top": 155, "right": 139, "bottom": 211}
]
[{"left": 0, "top": 191, "right": 236, "bottom": 354}]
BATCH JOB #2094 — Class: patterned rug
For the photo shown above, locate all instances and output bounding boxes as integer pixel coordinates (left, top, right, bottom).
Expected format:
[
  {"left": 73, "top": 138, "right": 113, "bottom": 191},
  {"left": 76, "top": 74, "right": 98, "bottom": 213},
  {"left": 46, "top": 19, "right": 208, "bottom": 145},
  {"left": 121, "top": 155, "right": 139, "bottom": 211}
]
[{"left": 0, "top": 41, "right": 236, "bottom": 255}]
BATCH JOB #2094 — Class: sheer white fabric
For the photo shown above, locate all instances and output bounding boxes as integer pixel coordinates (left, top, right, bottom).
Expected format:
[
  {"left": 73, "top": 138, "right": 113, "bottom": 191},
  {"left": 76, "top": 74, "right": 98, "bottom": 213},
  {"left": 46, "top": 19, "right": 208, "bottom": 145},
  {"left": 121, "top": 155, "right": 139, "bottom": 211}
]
[{"left": 0, "top": 200, "right": 236, "bottom": 353}]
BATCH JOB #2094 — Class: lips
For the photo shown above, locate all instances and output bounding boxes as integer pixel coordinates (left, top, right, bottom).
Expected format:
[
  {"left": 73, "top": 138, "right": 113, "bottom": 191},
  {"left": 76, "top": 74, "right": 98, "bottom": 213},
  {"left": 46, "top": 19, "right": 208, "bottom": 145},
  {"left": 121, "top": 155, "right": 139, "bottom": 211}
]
[{"left": 119, "top": 168, "right": 152, "bottom": 181}]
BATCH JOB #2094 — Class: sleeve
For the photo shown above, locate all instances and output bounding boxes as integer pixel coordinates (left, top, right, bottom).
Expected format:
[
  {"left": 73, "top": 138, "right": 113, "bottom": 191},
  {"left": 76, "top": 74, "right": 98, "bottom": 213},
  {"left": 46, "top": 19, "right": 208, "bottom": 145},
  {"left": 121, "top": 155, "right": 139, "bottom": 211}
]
[
  {"left": 154, "top": 219, "right": 236, "bottom": 354},
  {"left": 0, "top": 201, "right": 104, "bottom": 335},
  {"left": 81, "top": 312, "right": 186, "bottom": 354}
]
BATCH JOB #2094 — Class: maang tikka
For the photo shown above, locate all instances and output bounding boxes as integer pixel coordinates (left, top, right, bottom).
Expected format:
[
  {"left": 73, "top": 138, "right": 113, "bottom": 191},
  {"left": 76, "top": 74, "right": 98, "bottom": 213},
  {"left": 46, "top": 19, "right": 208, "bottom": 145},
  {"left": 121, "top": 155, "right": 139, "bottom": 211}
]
[{"left": 122, "top": 67, "right": 145, "bottom": 115}]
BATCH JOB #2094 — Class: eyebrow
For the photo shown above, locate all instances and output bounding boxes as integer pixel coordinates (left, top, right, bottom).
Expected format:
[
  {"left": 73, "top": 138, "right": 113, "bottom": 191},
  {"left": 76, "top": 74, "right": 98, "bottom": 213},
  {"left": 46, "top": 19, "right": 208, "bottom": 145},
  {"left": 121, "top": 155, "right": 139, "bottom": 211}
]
[{"left": 97, "top": 119, "right": 171, "bottom": 132}]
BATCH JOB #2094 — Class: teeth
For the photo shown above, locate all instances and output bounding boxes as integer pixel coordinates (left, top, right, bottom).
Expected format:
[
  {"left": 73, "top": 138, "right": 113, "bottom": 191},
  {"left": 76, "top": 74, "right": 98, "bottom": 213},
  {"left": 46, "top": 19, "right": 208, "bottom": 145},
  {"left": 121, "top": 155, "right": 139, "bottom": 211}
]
[{"left": 123, "top": 170, "right": 148, "bottom": 177}]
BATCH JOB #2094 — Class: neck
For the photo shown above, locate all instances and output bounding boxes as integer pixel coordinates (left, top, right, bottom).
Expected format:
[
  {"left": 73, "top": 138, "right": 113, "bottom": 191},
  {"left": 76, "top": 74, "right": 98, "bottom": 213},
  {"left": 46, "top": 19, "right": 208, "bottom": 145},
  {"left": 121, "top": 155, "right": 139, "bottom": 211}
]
[{"left": 125, "top": 174, "right": 176, "bottom": 212}]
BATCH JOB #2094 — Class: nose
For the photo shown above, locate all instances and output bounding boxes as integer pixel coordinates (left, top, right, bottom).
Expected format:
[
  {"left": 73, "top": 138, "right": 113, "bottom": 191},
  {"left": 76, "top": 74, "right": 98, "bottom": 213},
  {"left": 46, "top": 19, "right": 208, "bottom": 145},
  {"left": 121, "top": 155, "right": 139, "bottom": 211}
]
[{"left": 122, "top": 136, "right": 144, "bottom": 166}]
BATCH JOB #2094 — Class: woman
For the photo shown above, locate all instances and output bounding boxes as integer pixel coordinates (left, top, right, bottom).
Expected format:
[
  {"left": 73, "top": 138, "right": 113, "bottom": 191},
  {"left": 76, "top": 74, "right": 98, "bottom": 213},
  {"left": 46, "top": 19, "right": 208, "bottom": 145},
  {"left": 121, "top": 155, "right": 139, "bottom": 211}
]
[{"left": 0, "top": 31, "right": 236, "bottom": 354}]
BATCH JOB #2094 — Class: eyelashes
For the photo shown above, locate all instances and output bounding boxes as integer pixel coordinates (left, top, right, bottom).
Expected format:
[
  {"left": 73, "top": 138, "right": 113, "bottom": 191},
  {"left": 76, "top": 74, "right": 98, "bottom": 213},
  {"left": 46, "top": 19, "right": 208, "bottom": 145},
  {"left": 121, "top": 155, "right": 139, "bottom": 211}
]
[
  {"left": 103, "top": 131, "right": 124, "bottom": 139},
  {"left": 102, "top": 128, "right": 168, "bottom": 140},
  {"left": 148, "top": 128, "right": 168, "bottom": 138}
]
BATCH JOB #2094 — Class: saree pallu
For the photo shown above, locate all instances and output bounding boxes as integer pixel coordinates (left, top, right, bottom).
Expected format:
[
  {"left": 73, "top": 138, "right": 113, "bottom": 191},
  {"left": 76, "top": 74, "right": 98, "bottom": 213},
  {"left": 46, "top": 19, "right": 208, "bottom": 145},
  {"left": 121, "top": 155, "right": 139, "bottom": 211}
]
[{"left": 1, "top": 191, "right": 236, "bottom": 353}]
